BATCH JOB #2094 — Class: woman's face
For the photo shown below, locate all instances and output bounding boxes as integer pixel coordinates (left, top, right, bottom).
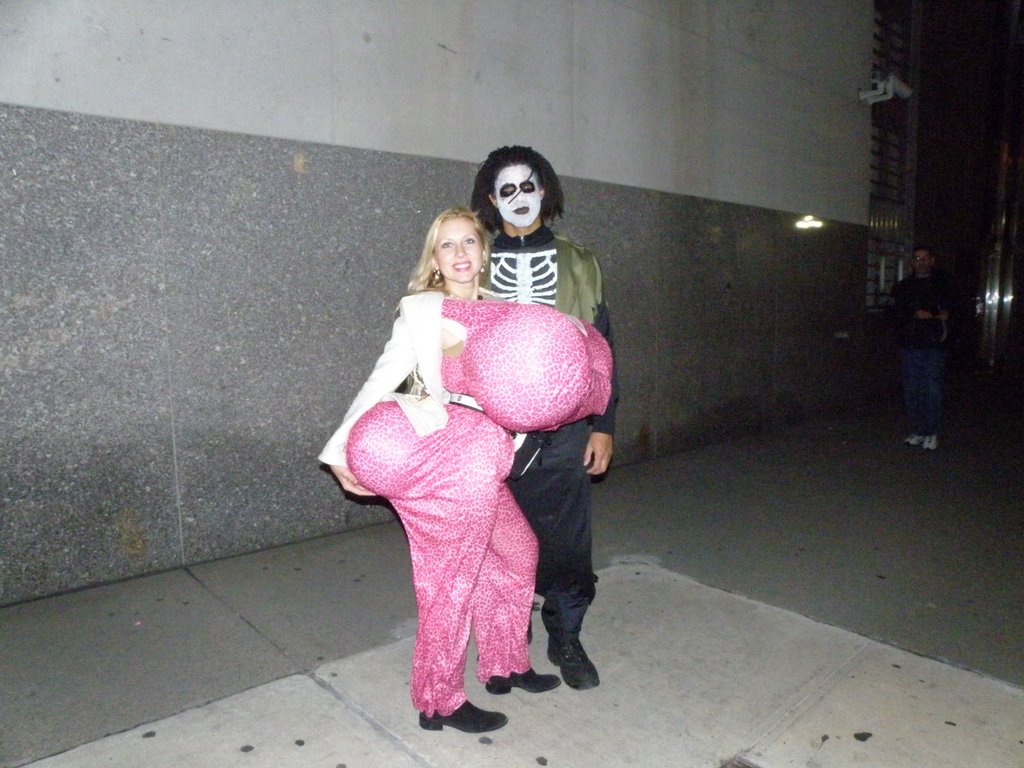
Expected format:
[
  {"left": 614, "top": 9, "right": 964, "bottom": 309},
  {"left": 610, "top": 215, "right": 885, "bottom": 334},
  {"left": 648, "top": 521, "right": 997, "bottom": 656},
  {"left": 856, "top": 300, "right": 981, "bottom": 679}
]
[{"left": 432, "top": 217, "right": 484, "bottom": 298}]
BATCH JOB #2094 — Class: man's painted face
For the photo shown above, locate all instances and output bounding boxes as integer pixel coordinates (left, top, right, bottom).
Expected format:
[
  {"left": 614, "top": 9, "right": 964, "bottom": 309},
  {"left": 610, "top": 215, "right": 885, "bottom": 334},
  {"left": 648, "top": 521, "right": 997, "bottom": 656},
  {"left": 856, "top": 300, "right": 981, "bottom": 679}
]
[{"left": 493, "top": 164, "right": 543, "bottom": 229}]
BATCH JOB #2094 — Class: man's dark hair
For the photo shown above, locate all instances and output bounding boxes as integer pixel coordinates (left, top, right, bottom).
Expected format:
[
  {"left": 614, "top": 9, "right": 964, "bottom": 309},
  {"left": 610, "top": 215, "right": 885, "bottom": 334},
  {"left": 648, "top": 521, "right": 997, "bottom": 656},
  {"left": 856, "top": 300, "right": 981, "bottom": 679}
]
[{"left": 470, "top": 145, "right": 565, "bottom": 233}]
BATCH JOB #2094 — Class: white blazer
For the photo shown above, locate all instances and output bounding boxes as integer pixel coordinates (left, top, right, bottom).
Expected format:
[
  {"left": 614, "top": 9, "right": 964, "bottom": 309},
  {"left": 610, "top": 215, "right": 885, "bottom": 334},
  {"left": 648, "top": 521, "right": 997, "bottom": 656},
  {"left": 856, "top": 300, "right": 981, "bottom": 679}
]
[{"left": 318, "top": 291, "right": 459, "bottom": 467}]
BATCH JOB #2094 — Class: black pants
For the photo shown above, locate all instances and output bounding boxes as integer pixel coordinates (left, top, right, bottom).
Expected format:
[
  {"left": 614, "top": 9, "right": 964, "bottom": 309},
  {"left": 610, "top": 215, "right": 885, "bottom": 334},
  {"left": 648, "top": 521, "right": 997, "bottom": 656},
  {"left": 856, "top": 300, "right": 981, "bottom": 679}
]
[{"left": 508, "top": 418, "right": 597, "bottom": 643}]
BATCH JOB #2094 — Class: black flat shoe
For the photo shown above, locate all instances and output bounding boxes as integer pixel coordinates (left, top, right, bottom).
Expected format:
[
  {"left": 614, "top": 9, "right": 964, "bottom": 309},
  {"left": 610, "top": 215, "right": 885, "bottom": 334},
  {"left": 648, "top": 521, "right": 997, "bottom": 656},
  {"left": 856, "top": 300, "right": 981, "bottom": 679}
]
[
  {"left": 485, "top": 668, "right": 562, "bottom": 695},
  {"left": 419, "top": 700, "right": 508, "bottom": 733}
]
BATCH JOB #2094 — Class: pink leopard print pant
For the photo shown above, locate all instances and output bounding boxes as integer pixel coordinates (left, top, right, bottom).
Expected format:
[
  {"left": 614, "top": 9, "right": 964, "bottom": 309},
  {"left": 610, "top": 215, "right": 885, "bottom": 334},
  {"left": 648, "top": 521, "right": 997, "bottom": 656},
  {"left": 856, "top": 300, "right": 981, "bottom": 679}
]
[{"left": 347, "top": 402, "right": 536, "bottom": 717}]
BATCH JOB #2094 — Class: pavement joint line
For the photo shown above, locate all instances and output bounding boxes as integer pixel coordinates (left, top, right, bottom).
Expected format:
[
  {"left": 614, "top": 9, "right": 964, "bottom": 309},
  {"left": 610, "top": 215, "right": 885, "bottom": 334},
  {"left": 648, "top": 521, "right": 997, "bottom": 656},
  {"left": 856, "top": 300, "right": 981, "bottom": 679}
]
[
  {"left": 307, "top": 667, "right": 435, "bottom": 768},
  {"left": 183, "top": 566, "right": 298, "bottom": 664},
  {"left": 745, "top": 640, "right": 873, "bottom": 753}
]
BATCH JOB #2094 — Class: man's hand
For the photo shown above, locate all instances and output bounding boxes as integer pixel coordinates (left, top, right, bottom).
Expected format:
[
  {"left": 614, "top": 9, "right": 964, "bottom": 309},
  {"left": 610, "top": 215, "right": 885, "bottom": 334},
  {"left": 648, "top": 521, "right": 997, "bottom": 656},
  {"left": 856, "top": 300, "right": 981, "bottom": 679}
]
[
  {"left": 584, "top": 431, "right": 614, "bottom": 475},
  {"left": 331, "top": 465, "right": 375, "bottom": 496}
]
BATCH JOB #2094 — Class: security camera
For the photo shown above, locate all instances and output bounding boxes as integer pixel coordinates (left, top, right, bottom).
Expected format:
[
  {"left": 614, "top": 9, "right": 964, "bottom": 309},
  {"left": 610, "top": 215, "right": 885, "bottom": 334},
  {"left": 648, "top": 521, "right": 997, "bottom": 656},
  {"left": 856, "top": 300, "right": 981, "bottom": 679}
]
[
  {"left": 858, "top": 72, "right": 913, "bottom": 104},
  {"left": 859, "top": 86, "right": 888, "bottom": 105}
]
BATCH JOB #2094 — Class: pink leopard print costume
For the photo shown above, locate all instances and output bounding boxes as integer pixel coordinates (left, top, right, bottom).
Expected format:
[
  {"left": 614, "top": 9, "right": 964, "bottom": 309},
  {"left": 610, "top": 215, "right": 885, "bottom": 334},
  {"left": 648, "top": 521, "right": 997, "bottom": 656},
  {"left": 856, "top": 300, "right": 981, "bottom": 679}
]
[
  {"left": 452, "top": 300, "right": 613, "bottom": 432},
  {"left": 346, "top": 298, "right": 612, "bottom": 717}
]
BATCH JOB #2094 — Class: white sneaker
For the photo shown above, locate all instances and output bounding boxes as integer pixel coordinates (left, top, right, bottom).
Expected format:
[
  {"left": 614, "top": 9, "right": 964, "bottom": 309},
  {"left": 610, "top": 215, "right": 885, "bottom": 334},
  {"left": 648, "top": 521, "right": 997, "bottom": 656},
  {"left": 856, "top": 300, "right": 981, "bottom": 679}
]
[
  {"left": 904, "top": 434, "right": 925, "bottom": 446},
  {"left": 922, "top": 435, "right": 938, "bottom": 450}
]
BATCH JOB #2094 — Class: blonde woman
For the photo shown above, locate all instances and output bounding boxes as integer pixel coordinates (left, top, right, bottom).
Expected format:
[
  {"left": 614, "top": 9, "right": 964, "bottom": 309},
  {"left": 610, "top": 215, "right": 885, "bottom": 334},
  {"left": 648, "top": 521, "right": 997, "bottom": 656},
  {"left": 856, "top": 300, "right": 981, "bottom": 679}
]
[{"left": 319, "top": 207, "right": 611, "bottom": 732}]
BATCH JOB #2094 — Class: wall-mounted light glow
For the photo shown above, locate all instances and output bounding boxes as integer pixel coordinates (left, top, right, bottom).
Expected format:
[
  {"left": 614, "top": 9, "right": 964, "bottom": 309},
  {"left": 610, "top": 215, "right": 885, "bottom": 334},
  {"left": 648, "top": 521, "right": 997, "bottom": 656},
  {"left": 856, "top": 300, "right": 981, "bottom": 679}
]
[{"left": 795, "top": 215, "right": 823, "bottom": 229}]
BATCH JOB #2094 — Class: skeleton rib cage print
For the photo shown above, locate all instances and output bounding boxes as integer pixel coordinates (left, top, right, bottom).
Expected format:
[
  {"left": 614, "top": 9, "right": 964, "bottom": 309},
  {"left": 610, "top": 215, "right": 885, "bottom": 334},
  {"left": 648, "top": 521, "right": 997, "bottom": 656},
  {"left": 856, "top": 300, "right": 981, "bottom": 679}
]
[{"left": 490, "top": 248, "right": 558, "bottom": 306}]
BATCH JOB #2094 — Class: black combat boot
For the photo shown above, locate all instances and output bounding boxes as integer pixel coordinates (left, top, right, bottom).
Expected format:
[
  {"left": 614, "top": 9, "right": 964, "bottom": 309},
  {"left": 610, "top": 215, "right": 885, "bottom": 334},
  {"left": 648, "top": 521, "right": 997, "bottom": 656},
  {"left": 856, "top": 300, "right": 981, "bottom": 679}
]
[{"left": 547, "top": 636, "right": 599, "bottom": 690}]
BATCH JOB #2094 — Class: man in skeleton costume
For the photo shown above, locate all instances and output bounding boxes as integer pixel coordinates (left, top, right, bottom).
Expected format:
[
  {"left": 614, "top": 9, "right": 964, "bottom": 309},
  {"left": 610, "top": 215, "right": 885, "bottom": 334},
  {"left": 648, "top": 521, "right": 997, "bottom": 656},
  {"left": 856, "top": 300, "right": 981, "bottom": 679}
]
[{"left": 471, "top": 146, "right": 618, "bottom": 690}]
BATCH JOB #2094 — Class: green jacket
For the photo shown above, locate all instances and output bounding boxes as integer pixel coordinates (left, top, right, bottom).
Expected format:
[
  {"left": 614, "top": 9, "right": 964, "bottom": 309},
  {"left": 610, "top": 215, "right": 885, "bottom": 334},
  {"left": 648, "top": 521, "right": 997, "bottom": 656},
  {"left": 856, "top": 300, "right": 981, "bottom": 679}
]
[
  {"left": 551, "top": 233, "right": 616, "bottom": 435},
  {"left": 553, "top": 234, "right": 603, "bottom": 325}
]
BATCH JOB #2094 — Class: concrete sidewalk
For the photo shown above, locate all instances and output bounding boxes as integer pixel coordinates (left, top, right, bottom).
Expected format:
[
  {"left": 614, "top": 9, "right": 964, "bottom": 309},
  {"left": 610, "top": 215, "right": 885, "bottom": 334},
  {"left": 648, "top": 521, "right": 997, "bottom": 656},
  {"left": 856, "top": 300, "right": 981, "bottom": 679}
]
[
  {"left": 18, "top": 564, "right": 1024, "bottom": 768},
  {"left": 3, "top": 368, "right": 1022, "bottom": 767}
]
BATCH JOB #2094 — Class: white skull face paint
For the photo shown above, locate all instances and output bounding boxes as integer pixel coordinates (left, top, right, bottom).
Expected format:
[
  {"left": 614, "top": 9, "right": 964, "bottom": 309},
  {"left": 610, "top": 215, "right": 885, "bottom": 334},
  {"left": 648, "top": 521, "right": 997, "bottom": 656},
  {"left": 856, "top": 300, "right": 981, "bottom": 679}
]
[{"left": 494, "top": 164, "right": 543, "bottom": 229}]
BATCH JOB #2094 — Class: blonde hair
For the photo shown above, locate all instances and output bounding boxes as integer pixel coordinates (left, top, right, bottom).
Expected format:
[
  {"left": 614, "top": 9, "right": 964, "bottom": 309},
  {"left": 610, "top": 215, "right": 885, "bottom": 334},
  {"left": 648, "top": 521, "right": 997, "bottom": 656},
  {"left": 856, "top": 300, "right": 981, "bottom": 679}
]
[{"left": 407, "top": 207, "right": 491, "bottom": 294}]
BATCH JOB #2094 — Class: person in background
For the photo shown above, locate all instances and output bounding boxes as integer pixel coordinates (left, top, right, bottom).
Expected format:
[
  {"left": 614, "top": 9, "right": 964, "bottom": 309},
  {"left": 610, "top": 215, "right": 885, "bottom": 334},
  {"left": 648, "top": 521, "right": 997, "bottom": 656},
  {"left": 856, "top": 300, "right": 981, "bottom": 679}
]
[
  {"left": 471, "top": 146, "right": 618, "bottom": 690},
  {"left": 891, "top": 245, "right": 956, "bottom": 450}
]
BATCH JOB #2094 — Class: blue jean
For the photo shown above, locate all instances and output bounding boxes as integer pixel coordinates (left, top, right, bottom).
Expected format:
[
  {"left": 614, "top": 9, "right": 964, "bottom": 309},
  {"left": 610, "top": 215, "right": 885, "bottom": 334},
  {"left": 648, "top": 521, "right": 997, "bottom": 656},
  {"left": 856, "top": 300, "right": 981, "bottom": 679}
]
[{"left": 900, "top": 348, "right": 947, "bottom": 436}]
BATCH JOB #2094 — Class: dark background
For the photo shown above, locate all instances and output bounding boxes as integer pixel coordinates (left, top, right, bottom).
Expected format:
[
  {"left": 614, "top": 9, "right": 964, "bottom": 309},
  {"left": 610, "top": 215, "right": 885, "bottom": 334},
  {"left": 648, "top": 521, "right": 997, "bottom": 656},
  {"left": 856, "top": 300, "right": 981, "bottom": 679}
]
[{"left": 915, "top": 0, "right": 1020, "bottom": 368}]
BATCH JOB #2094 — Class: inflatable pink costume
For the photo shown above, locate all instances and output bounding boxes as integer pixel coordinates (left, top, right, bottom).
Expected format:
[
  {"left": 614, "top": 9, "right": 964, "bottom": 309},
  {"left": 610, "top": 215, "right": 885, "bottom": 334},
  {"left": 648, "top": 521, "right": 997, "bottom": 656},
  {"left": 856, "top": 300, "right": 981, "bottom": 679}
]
[{"left": 346, "top": 298, "right": 612, "bottom": 717}]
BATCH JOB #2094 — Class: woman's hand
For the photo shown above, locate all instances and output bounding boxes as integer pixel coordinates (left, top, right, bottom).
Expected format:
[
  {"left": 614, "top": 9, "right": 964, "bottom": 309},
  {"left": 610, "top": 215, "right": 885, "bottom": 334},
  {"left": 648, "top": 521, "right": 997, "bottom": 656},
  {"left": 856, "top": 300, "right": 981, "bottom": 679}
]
[{"left": 331, "top": 465, "right": 375, "bottom": 496}]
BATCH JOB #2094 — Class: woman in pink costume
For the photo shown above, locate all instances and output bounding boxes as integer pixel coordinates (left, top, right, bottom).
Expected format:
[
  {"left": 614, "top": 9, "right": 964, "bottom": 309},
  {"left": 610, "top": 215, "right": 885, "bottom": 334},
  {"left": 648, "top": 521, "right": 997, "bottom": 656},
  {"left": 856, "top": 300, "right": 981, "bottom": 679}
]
[{"left": 319, "top": 208, "right": 612, "bottom": 733}]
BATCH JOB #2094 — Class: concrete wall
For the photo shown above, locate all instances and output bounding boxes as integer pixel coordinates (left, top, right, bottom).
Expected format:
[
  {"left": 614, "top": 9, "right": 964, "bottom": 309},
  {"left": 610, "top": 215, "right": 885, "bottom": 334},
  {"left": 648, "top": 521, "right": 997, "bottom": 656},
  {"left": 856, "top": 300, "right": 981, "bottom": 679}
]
[
  {"left": 0, "top": 1, "right": 874, "bottom": 604},
  {"left": 0, "top": 0, "right": 873, "bottom": 223}
]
